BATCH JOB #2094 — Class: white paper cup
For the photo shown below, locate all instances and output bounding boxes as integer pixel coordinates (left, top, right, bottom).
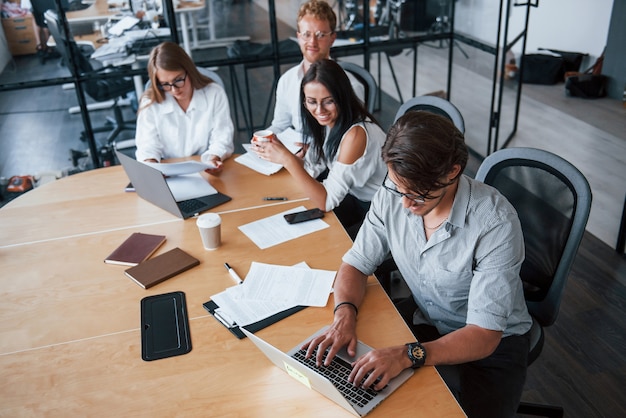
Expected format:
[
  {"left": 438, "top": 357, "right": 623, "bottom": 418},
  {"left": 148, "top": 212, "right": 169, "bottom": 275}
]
[
  {"left": 196, "top": 213, "right": 221, "bottom": 250},
  {"left": 253, "top": 129, "right": 273, "bottom": 142}
]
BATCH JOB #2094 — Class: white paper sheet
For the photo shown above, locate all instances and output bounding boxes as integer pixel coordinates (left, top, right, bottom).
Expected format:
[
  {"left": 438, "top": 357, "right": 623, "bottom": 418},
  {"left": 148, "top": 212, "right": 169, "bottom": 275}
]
[
  {"left": 144, "top": 160, "right": 216, "bottom": 176},
  {"left": 237, "top": 262, "right": 335, "bottom": 305},
  {"left": 166, "top": 173, "right": 218, "bottom": 201},
  {"left": 234, "top": 129, "right": 307, "bottom": 175},
  {"left": 210, "top": 261, "right": 335, "bottom": 327},
  {"left": 238, "top": 206, "right": 329, "bottom": 249},
  {"left": 235, "top": 150, "right": 283, "bottom": 176}
]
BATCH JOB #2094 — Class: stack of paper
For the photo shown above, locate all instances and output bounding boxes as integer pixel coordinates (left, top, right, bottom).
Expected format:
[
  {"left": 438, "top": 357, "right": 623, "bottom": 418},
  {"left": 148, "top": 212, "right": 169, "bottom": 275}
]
[
  {"left": 210, "top": 262, "right": 336, "bottom": 328},
  {"left": 234, "top": 128, "right": 306, "bottom": 175},
  {"left": 144, "top": 160, "right": 219, "bottom": 202}
]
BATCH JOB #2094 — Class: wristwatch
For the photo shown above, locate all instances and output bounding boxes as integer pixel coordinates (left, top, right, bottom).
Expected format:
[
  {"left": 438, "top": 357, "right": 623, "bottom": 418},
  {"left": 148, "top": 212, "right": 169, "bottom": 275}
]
[{"left": 406, "top": 342, "right": 427, "bottom": 369}]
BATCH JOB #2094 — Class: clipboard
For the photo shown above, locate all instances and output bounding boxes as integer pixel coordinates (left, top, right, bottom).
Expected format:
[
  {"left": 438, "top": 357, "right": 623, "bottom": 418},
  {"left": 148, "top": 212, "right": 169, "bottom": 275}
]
[{"left": 203, "top": 300, "right": 306, "bottom": 339}]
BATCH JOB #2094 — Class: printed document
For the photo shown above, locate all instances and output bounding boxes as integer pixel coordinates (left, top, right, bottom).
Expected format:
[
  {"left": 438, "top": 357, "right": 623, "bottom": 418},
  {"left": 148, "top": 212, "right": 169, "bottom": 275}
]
[
  {"left": 144, "top": 160, "right": 216, "bottom": 176},
  {"left": 238, "top": 206, "right": 329, "bottom": 249},
  {"left": 210, "top": 262, "right": 336, "bottom": 327},
  {"left": 166, "top": 173, "right": 218, "bottom": 201}
]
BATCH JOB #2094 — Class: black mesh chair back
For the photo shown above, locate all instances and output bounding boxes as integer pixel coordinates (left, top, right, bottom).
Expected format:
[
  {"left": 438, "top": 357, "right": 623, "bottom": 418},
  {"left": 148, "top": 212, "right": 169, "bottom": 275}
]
[
  {"left": 476, "top": 147, "right": 592, "bottom": 417},
  {"left": 476, "top": 147, "right": 592, "bottom": 327},
  {"left": 394, "top": 95, "right": 465, "bottom": 134},
  {"left": 338, "top": 61, "right": 377, "bottom": 114}
]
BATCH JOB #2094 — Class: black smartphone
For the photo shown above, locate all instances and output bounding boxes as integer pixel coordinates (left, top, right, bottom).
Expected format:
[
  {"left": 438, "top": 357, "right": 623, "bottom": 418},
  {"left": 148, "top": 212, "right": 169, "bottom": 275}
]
[{"left": 284, "top": 208, "right": 325, "bottom": 224}]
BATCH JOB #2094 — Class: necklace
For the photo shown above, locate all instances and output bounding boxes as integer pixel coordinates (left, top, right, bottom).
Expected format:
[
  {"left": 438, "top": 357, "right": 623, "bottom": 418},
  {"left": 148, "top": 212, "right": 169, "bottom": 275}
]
[{"left": 423, "top": 217, "right": 447, "bottom": 230}]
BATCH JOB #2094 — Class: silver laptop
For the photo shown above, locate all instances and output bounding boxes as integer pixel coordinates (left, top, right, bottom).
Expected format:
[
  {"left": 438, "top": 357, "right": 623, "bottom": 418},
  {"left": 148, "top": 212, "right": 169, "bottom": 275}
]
[
  {"left": 116, "top": 150, "right": 231, "bottom": 219},
  {"left": 241, "top": 327, "right": 413, "bottom": 417}
]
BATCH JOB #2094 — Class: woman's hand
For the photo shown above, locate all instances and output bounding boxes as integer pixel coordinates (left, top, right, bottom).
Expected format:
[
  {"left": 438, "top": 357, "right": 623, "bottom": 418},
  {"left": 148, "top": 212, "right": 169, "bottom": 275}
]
[
  {"left": 251, "top": 136, "right": 295, "bottom": 167},
  {"left": 294, "top": 142, "right": 308, "bottom": 159},
  {"left": 204, "top": 155, "right": 224, "bottom": 174}
]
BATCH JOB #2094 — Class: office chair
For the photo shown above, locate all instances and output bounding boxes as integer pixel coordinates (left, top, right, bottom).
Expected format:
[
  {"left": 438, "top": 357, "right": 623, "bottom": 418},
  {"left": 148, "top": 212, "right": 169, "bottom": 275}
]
[
  {"left": 198, "top": 67, "right": 225, "bottom": 89},
  {"left": 338, "top": 61, "right": 377, "bottom": 114},
  {"left": 475, "top": 147, "right": 592, "bottom": 417},
  {"left": 394, "top": 95, "right": 465, "bottom": 133},
  {"left": 45, "top": 10, "right": 136, "bottom": 147}
]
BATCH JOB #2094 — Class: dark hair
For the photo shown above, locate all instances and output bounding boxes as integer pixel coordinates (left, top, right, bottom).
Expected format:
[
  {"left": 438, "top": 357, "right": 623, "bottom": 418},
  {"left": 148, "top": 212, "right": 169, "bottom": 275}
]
[
  {"left": 297, "top": 0, "right": 336, "bottom": 32},
  {"left": 139, "top": 42, "right": 213, "bottom": 111},
  {"left": 300, "top": 59, "right": 378, "bottom": 163},
  {"left": 382, "top": 111, "right": 468, "bottom": 198}
]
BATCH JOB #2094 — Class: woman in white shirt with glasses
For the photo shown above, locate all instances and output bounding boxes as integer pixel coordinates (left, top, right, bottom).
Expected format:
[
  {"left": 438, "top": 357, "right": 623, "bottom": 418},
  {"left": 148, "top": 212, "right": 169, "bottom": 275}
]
[{"left": 135, "top": 42, "right": 234, "bottom": 173}]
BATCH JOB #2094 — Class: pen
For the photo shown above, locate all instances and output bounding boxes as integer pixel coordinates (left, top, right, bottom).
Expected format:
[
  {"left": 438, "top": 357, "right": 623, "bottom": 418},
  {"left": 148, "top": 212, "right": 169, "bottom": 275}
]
[
  {"left": 224, "top": 263, "right": 243, "bottom": 284},
  {"left": 263, "top": 197, "right": 288, "bottom": 201}
]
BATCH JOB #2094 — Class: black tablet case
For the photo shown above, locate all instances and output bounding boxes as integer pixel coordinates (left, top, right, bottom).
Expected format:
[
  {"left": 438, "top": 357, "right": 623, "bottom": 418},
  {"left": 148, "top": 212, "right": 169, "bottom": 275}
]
[
  {"left": 141, "top": 291, "right": 192, "bottom": 361},
  {"left": 203, "top": 300, "right": 306, "bottom": 339}
]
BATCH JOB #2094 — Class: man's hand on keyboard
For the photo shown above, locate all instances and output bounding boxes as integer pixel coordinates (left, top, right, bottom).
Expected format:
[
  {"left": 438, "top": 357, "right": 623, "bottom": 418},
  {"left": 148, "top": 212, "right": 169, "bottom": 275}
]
[
  {"left": 302, "top": 313, "right": 358, "bottom": 367},
  {"left": 348, "top": 345, "right": 408, "bottom": 391}
]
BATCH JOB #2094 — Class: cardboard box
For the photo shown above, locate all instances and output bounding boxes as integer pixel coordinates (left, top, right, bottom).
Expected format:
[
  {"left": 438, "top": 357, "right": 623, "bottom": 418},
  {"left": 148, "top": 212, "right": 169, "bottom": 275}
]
[{"left": 2, "top": 15, "right": 37, "bottom": 56}]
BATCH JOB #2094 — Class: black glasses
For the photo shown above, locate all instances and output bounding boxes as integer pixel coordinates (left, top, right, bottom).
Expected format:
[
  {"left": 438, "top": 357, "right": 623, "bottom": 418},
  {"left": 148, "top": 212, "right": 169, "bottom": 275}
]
[
  {"left": 382, "top": 172, "right": 426, "bottom": 204},
  {"left": 158, "top": 73, "right": 187, "bottom": 91}
]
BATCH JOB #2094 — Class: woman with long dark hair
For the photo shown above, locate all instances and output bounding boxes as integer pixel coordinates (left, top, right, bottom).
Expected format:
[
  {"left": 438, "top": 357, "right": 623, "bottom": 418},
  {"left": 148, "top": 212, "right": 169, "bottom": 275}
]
[{"left": 252, "top": 59, "right": 386, "bottom": 232}]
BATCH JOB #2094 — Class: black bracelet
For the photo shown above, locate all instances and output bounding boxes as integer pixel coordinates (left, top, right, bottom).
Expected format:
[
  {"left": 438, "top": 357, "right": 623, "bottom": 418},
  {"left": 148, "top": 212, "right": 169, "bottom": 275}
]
[{"left": 333, "top": 301, "right": 358, "bottom": 316}]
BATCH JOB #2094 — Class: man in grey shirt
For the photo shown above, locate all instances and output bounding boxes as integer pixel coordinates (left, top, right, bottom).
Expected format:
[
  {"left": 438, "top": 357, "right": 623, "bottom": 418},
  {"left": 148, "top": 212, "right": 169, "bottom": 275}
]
[{"left": 303, "top": 111, "right": 532, "bottom": 418}]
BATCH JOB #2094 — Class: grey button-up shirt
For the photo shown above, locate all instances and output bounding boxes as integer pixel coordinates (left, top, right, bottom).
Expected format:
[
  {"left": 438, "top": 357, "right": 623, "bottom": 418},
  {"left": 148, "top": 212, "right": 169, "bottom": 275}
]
[{"left": 343, "top": 175, "right": 532, "bottom": 337}]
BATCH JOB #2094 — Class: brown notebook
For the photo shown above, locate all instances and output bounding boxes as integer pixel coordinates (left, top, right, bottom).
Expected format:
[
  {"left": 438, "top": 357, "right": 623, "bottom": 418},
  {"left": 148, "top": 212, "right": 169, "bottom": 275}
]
[
  {"left": 104, "top": 232, "right": 167, "bottom": 266},
  {"left": 124, "top": 247, "right": 200, "bottom": 289}
]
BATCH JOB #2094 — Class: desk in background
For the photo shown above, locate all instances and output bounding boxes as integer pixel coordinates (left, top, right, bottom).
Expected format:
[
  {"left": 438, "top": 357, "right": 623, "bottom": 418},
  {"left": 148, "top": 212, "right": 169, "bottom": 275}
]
[
  {"left": 0, "top": 158, "right": 464, "bottom": 416},
  {"left": 66, "top": 0, "right": 212, "bottom": 55}
]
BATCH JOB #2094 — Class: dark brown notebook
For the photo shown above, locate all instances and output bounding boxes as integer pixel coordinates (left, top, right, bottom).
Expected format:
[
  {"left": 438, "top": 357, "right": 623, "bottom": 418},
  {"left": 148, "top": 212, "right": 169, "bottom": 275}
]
[
  {"left": 124, "top": 247, "right": 200, "bottom": 289},
  {"left": 104, "top": 232, "right": 167, "bottom": 266}
]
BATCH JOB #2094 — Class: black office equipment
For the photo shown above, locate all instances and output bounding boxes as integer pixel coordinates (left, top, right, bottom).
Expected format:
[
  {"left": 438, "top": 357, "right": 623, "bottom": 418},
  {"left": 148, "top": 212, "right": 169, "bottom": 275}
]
[
  {"left": 203, "top": 300, "right": 306, "bottom": 339},
  {"left": 141, "top": 291, "right": 192, "bottom": 361}
]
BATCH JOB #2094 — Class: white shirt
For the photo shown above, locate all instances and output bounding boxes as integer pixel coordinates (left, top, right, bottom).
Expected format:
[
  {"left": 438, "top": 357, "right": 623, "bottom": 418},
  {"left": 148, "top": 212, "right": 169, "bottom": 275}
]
[
  {"left": 135, "top": 83, "right": 234, "bottom": 163},
  {"left": 268, "top": 60, "right": 366, "bottom": 135},
  {"left": 304, "top": 120, "right": 387, "bottom": 211}
]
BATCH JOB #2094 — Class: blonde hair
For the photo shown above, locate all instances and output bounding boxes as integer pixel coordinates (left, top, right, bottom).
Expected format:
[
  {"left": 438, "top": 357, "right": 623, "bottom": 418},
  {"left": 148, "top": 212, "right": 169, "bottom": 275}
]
[
  {"left": 139, "top": 42, "right": 213, "bottom": 111},
  {"left": 297, "top": 0, "right": 337, "bottom": 32}
]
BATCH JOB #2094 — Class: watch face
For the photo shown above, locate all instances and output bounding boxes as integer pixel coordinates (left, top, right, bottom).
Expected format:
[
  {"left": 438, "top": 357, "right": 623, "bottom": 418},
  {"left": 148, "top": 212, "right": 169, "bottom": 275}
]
[
  {"left": 411, "top": 344, "right": 425, "bottom": 361},
  {"left": 407, "top": 342, "right": 426, "bottom": 368}
]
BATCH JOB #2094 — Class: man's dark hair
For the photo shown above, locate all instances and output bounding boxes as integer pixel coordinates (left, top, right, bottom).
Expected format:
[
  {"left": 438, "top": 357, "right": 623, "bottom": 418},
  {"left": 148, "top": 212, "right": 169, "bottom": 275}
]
[{"left": 382, "top": 111, "right": 468, "bottom": 198}]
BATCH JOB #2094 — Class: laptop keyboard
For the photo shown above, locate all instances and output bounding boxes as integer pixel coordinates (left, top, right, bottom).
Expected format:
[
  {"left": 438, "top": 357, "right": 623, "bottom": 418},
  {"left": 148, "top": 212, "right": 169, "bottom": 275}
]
[
  {"left": 292, "top": 348, "right": 378, "bottom": 408},
  {"left": 178, "top": 198, "right": 206, "bottom": 214}
]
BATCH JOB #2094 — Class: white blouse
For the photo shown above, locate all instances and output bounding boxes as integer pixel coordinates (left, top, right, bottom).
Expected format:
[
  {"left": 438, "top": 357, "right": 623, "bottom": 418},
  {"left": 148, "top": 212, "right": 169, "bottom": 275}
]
[
  {"left": 135, "top": 82, "right": 234, "bottom": 163},
  {"left": 304, "top": 120, "right": 387, "bottom": 211}
]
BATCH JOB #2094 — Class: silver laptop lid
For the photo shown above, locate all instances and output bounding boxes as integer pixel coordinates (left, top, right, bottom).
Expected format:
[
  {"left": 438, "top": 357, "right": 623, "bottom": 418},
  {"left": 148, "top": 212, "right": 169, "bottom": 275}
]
[
  {"left": 241, "top": 327, "right": 413, "bottom": 417},
  {"left": 116, "top": 150, "right": 184, "bottom": 218}
]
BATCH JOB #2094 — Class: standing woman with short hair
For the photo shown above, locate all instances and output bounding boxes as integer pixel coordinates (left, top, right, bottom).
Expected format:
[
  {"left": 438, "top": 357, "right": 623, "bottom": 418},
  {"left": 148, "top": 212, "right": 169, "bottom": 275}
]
[
  {"left": 252, "top": 59, "right": 387, "bottom": 234},
  {"left": 135, "top": 42, "right": 234, "bottom": 174}
]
